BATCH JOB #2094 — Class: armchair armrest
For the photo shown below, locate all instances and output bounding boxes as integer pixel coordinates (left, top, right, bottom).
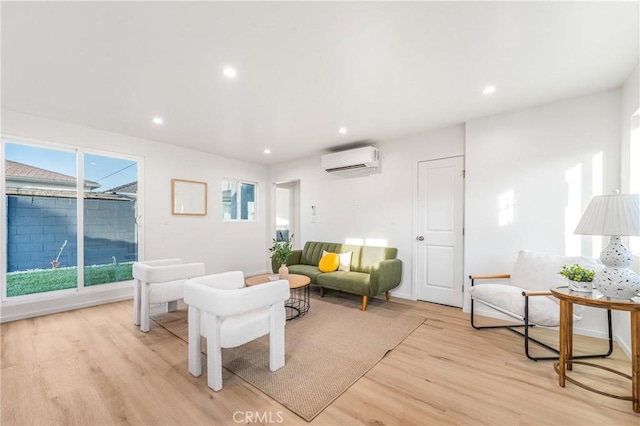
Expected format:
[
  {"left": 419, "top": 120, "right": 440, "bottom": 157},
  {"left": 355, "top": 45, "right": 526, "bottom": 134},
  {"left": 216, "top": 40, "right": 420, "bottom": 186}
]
[
  {"left": 469, "top": 273, "right": 511, "bottom": 280},
  {"left": 370, "top": 259, "right": 403, "bottom": 295},
  {"left": 133, "top": 262, "right": 206, "bottom": 283},
  {"left": 288, "top": 249, "right": 302, "bottom": 265},
  {"left": 138, "top": 258, "right": 183, "bottom": 267},
  {"left": 522, "top": 290, "right": 552, "bottom": 297}
]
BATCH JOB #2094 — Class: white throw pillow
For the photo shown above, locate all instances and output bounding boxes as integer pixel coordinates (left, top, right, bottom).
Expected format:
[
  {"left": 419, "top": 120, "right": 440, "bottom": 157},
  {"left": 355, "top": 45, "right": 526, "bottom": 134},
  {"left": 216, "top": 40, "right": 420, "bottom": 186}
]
[
  {"left": 322, "top": 250, "right": 352, "bottom": 272},
  {"left": 510, "top": 250, "right": 598, "bottom": 292}
]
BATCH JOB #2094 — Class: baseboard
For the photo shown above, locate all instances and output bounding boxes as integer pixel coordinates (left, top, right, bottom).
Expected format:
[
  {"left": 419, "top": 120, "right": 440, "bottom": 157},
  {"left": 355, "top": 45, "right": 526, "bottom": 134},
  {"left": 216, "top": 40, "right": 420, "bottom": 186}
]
[
  {"left": 1, "top": 285, "right": 133, "bottom": 323},
  {"left": 388, "top": 291, "right": 412, "bottom": 300},
  {"left": 615, "top": 335, "right": 632, "bottom": 360}
]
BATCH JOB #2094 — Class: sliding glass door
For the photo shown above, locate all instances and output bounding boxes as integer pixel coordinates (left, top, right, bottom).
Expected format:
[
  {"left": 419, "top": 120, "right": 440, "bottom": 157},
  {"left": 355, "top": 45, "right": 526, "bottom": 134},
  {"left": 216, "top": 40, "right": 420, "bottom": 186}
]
[
  {"left": 3, "top": 138, "right": 140, "bottom": 299},
  {"left": 5, "top": 143, "right": 78, "bottom": 296}
]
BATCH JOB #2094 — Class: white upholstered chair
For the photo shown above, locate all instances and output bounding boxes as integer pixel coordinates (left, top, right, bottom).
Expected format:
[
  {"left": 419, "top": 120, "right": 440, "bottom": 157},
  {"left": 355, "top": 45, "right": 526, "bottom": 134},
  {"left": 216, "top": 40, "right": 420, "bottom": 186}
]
[
  {"left": 183, "top": 271, "right": 290, "bottom": 391},
  {"left": 469, "top": 250, "right": 612, "bottom": 360},
  {"left": 132, "top": 259, "right": 206, "bottom": 332}
]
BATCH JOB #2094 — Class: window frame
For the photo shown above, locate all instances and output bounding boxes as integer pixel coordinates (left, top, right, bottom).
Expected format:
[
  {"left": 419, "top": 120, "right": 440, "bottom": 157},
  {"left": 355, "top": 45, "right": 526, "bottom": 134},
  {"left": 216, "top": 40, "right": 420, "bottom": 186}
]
[
  {"left": 222, "top": 177, "right": 258, "bottom": 222},
  {"left": 1, "top": 134, "right": 144, "bottom": 303}
]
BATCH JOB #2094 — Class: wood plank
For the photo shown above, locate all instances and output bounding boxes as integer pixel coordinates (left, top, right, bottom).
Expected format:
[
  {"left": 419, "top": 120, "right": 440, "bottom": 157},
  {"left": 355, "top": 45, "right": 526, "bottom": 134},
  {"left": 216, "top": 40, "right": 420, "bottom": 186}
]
[{"left": 1, "top": 291, "right": 638, "bottom": 424}]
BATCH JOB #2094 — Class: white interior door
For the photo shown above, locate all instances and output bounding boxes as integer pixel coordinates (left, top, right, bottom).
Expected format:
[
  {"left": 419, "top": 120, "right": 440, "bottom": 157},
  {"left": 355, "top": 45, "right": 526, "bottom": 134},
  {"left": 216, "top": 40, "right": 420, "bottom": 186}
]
[{"left": 416, "top": 156, "right": 464, "bottom": 307}]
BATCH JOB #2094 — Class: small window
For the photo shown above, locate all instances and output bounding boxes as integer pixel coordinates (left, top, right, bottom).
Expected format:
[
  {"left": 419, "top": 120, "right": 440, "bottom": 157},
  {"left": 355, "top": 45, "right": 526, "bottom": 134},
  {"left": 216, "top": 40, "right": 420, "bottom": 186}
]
[{"left": 222, "top": 179, "right": 256, "bottom": 221}]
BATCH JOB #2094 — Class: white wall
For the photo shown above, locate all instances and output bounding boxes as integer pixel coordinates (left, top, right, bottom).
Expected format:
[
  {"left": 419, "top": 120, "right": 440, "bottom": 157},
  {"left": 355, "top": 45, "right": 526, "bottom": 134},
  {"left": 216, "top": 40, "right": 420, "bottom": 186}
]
[
  {"left": 464, "top": 89, "right": 622, "bottom": 338},
  {"left": 1, "top": 109, "right": 268, "bottom": 321},
  {"left": 268, "top": 124, "right": 465, "bottom": 299}
]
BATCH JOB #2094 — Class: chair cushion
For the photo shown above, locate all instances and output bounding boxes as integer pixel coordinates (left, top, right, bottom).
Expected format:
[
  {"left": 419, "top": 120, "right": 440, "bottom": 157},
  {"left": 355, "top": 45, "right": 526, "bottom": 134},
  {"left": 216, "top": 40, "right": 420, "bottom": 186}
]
[
  {"left": 200, "top": 307, "right": 271, "bottom": 348},
  {"left": 469, "top": 283, "right": 582, "bottom": 327},
  {"left": 510, "top": 250, "right": 598, "bottom": 291},
  {"left": 469, "top": 284, "right": 557, "bottom": 326}
]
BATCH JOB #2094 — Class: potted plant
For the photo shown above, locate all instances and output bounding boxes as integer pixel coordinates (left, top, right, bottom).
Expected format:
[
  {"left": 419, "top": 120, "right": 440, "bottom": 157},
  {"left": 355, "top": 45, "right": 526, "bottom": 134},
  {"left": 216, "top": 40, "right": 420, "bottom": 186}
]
[
  {"left": 269, "top": 234, "right": 293, "bottom": 278},
  {"left": 558, "top": 264, "right": 595, "bottom": 293}
]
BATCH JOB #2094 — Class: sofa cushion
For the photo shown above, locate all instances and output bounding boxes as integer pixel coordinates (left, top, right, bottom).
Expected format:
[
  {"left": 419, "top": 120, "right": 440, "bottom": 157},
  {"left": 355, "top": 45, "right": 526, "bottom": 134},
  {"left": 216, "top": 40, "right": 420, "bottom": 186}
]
[
  {"left": 300, "top": 242, "right": 343, "bottom": 266},
  {"left": 287, "top": 264, "right": 324, "bottom": 284},
  {"left": 316, "top": 271, "right": 371, "bottom": 295},
  {"left": 357, "top": 246, "right": 398, "bottom": 273}
]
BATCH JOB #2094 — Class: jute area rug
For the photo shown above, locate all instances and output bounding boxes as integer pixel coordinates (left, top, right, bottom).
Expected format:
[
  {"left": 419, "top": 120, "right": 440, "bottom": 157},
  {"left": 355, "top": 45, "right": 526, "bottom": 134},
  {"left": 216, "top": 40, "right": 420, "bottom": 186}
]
[{"left": 152, "top": 292, "right": 427, "bottom": 422}]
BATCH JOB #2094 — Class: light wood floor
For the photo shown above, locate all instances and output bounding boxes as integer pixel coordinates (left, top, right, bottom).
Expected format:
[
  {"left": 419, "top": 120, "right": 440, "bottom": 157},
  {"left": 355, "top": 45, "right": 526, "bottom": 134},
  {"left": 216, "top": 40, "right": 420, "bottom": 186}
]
[{"left": 2, "top": 291, "right": 638, "bottom": 425}]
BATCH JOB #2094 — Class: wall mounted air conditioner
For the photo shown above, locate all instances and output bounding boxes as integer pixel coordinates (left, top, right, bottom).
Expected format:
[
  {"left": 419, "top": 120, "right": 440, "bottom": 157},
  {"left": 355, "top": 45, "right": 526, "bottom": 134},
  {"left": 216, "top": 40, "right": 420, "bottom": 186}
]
[{"left": 321, "top": 146, "right": 380, "bottom": 174}]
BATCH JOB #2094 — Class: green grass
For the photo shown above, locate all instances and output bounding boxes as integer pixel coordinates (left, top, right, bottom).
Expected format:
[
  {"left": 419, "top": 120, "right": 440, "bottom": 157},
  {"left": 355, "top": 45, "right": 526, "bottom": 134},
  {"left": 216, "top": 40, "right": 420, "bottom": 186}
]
[{"left": 7, "top": 263, "right": 134, "bottom": 297}]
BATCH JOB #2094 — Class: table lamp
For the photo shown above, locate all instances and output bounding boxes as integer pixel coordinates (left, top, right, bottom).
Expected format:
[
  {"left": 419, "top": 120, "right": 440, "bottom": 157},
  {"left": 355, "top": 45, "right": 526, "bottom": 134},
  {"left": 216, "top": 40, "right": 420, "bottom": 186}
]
[{"left": 574, "top": 190, "right": 640, "bottom": 299}]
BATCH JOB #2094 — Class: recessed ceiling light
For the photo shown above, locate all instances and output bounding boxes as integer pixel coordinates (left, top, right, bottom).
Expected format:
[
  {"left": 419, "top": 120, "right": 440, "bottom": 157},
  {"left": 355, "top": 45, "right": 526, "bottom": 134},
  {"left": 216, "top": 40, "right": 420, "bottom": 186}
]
[
  {"left": 223, "top": 67, "right": 237, "bottom": 78},
  {"left": 482, "top": 86, "right": 496, "bottom": 95},
  {"left": 263, "top": 148, "right": 271, "bottom": 154},
  {"left": 338, "top": 127, "right": 348, "bottom": 134},
  {"left": 152, "top": 117, "right": 163, "bottom": 125}
]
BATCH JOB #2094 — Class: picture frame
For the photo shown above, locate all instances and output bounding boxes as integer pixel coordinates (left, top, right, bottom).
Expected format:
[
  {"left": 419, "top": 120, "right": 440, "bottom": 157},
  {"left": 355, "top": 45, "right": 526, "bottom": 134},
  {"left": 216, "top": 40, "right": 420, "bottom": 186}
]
[{"left": 171, "top": 179, "right": 207, "bottom": 216}]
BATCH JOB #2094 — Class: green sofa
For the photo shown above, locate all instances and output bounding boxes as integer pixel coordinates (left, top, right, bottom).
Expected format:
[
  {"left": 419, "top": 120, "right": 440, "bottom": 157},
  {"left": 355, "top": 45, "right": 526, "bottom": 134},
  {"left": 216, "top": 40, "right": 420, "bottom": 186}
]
[{"left": 271, "top": 241, "right": 402, "bottom": 311}]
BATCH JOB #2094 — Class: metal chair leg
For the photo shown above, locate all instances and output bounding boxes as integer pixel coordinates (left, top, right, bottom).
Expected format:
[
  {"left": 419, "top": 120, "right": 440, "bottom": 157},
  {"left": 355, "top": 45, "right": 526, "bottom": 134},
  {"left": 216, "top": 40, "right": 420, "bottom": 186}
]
[{"left": 470, "top": 280, "right": 613, "bottom": 361}]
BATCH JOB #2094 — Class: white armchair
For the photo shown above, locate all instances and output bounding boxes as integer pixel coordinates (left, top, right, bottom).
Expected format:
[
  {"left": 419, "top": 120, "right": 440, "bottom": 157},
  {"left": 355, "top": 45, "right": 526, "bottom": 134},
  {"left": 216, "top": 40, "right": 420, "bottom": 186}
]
[
  {"left": 469, "top": 250, "right": 613, "bottom": 361},
  {"left": 183, "top": 271, "right": 290, "bottom": 391},
  {"left": 132, "top": 259, "right": 206, "bottom": 332}
]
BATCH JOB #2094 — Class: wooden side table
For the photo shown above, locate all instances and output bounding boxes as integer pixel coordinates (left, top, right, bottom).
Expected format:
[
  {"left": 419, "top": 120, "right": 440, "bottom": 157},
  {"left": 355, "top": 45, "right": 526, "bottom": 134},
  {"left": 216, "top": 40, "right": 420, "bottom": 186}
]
[
  {"left": 246, "top": 273, "right": 311, "bottom": 320},
  {"left": 550, "top": 286, "right": 640, "bottom": 412}
]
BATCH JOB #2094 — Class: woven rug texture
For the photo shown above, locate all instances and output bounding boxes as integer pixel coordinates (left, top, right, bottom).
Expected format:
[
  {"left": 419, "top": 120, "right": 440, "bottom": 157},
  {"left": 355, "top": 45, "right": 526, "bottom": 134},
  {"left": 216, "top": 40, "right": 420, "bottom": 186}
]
[{"left": 153, "top": 293, "right": 427, "bottom": 422}]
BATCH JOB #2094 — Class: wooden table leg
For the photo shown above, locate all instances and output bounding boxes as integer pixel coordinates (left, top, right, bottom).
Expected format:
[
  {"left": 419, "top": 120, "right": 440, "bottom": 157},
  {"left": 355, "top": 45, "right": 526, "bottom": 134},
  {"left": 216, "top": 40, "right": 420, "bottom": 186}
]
[
  {"left": 558, "top": 299, "right": 573, "bottom": 387},
  {"left": 632, "top": 311, "right": 639, "bottom": 413},
  {"left": 567, "top": 302, "right": 573, "bottom": 371}
]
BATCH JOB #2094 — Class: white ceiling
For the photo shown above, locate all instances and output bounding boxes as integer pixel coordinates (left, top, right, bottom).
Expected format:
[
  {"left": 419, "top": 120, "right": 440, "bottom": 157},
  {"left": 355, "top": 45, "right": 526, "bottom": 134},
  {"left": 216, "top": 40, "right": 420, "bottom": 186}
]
[{"left": 2, "top": 1, "right": 638, "bottom": 165}]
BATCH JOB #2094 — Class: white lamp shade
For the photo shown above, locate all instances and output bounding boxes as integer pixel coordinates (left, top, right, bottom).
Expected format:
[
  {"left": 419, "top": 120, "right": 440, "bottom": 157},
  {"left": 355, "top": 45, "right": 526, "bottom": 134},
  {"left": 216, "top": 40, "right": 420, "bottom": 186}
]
[{"left": 574, "top": 193, "right": 640, "bottom": 236}]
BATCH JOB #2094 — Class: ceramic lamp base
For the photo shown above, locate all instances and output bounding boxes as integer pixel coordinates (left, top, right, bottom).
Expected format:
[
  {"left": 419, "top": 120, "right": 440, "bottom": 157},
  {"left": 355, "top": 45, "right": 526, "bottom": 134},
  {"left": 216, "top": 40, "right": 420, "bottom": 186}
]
[
  {"left": 600, "top": 236, "right": 634, "bottom": 268},
  {"left": 593, "top": 267, "right": 640, "bottom": 299},
  {"left": 595, "top": 236, "right": 640, "bottom": 299}
]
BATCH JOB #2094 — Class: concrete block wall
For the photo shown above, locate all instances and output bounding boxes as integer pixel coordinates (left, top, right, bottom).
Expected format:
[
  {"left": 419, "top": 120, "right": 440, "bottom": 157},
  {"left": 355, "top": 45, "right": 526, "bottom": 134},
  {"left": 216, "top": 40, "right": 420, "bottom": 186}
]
[{"left": 6, "top": 195, "right": 136, "bottom": 272}]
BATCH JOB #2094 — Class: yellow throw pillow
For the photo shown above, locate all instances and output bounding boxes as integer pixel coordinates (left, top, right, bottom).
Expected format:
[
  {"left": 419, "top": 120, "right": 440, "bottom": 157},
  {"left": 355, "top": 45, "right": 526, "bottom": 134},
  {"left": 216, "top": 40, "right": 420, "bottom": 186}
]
[
  {"left": 318, "top": 253, "right": 340, "bottom": 272},
  {"left": 323, "top": 250, "right": 352, "bottom": 272}
]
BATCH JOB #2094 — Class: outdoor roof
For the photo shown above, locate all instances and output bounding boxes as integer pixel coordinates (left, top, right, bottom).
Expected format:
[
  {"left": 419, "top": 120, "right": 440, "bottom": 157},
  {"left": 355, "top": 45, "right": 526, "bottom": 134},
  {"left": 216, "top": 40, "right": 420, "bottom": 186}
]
[
  {"left": 5, "top": 160, "right": 100, "bottom": 189},
  {"left": 104, "top": 181, "right": 137, "bottom": 194}
]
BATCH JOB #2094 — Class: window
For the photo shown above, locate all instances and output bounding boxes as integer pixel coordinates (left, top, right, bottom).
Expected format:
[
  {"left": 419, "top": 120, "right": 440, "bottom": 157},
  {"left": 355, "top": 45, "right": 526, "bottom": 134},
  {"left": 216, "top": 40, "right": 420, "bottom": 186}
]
[
  {"left": 2, "top": 138, "right": 140, "bottom": 299},
  {"left": 222, "top": 179, "right": 256, "bottom": 221}
]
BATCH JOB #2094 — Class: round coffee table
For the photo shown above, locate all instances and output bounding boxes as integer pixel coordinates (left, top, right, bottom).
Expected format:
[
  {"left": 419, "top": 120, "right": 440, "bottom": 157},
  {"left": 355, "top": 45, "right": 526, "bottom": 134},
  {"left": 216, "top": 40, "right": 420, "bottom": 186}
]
[{"left": 245, "top": 273, "right": 311, "bottom": 320}]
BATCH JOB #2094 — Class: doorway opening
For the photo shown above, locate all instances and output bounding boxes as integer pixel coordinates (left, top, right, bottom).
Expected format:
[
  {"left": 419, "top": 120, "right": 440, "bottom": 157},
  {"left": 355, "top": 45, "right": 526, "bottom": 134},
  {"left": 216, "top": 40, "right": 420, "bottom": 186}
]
[{"left": 274, "top": 181, "right": 300, "bottom": 247}]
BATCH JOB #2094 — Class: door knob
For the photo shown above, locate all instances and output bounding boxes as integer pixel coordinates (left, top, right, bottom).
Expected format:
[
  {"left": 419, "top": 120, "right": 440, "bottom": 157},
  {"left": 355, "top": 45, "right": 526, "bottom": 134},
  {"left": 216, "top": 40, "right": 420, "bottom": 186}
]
[{"left": 417, "top": 236, "right": 424, "bottom": 241}]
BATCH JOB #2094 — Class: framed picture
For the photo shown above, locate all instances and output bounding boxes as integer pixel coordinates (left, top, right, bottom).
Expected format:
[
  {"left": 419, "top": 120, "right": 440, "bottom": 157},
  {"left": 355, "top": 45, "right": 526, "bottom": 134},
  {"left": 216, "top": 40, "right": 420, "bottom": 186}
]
[{"left": 171, "top": 179, "right": 207, "bottom": 215}]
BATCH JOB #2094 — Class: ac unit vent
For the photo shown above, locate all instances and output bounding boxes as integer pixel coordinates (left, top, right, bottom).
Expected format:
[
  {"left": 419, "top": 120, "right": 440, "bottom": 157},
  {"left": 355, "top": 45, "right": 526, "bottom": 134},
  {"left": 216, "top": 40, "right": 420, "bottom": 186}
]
[{"left": 321, "top": 146, "right": 380, "bottom": 174}]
